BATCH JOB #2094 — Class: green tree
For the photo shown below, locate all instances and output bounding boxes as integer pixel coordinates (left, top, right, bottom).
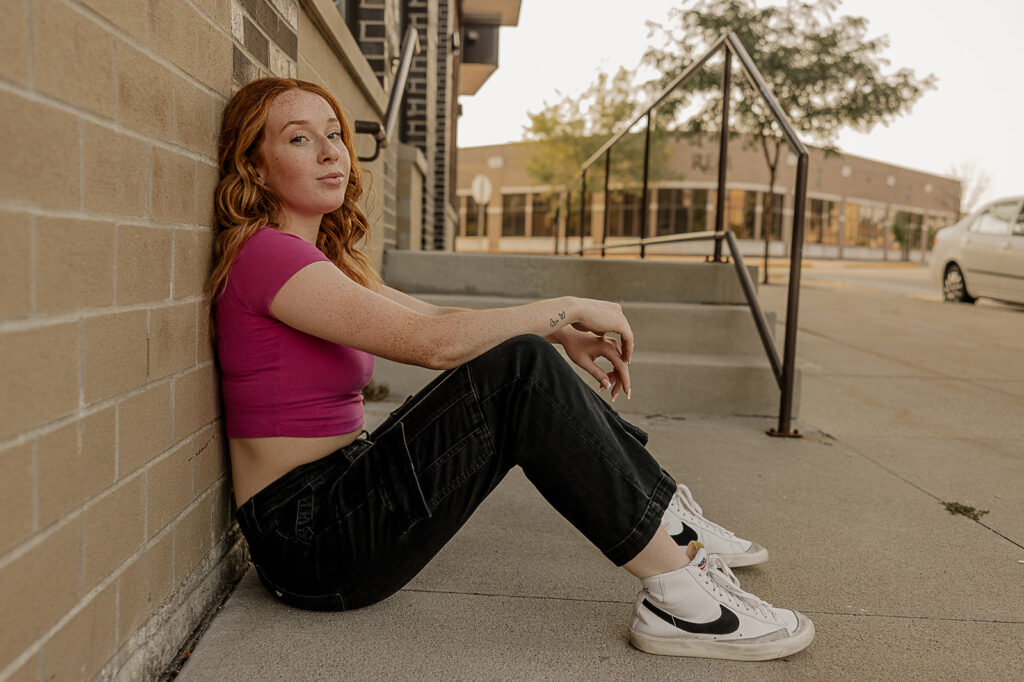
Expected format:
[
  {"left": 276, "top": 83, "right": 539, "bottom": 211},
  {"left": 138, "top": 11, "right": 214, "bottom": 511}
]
[
  {"left": 522, "top": 67, "right": 676, "bottom": 239},
  {"left": 642, "top": 0, "right": 936, "bottom": 279}
]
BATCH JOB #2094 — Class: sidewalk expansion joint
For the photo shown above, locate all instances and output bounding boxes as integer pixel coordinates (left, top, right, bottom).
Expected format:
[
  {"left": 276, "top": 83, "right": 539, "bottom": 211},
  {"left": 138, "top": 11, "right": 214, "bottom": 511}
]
[
  {"left": 803, "top": 610, "right": 1024, "bottom": 625},
  {"left": 836, "top": 438, "right": 1024, "bottom": 552},
  {"left": 400, "top": 587, "right": 628, "bottom": 606}
]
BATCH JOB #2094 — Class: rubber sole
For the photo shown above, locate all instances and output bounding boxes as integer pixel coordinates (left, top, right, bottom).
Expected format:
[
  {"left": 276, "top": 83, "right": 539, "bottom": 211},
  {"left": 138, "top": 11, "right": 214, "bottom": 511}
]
[
  {"left": 716, "top": 542, "right": 769, "bottom": 568},
  {"left": 628, "top": 611, "right": 815, "bottom": 661}
]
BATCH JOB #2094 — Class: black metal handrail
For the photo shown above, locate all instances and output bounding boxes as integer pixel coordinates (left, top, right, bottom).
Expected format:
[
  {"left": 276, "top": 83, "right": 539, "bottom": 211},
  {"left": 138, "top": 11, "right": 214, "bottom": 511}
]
[
  {"left": 555, "top": 32, "right": 808, "bottom": 437},
  {"left": 574, "top": 230, "right": 781, "bottom": 383}
]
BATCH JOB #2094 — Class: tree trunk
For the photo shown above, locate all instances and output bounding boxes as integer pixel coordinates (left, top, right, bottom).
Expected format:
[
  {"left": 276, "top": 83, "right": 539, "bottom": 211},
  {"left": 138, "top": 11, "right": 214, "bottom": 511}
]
[{"left": 760, "top": 137, "right": 782, "bottom": 285}]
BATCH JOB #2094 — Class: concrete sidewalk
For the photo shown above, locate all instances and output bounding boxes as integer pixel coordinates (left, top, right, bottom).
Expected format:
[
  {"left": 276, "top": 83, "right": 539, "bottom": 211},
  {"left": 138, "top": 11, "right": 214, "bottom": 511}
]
[{"left": 175, "top": 277, "right": 1024, "bottom": 680}]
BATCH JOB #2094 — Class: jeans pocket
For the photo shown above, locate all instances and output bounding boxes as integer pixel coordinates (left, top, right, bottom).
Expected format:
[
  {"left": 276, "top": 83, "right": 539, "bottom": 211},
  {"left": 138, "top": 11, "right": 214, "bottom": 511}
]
[{"left": 353, "top": 420, "right": 432, "bottom": 534}]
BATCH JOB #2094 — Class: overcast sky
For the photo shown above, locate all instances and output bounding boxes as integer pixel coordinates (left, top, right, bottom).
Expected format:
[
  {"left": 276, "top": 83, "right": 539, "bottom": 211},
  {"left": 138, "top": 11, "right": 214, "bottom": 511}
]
[{"left": 456, "top": 0, "right": 1024, "bottom": 205}]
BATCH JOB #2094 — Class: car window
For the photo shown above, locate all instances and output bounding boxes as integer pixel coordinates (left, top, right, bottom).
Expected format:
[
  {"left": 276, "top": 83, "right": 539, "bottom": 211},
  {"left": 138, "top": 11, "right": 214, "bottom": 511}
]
[{"left": 971, "top": 201, "right": 1018, "bottom": 236}]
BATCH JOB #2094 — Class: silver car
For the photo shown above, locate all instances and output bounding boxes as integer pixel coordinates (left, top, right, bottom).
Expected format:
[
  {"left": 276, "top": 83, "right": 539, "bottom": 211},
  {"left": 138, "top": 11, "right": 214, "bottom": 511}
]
[{"left": 930, "top": 195, "right": 1024, "bottom": 304}]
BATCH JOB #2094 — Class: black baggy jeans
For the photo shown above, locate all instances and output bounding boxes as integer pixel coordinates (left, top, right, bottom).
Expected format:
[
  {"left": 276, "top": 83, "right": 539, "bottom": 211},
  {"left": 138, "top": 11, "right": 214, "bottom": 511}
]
[{"left": 235, "top": 334, "right": 677, "bottom": 611}]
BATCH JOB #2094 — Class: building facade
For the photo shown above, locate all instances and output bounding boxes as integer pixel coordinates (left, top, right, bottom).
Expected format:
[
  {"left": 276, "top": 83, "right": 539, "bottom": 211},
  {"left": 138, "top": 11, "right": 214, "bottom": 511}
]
[
  {"left": 0, "top": 1, "right": 518, "bottom": 680},
  {"left": 456, "top": 138, "right": 961, "bottom": 262}
]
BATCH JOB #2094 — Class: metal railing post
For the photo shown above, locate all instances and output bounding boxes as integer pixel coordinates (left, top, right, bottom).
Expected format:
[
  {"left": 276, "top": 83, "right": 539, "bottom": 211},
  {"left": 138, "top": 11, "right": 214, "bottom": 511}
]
[
  {"left": 579, "top": 170, "right": 587, "bottom": 256},
  {"left": 558, "top": 32, "right": 811, "bottom": 440},
  {"left": 601, "top": 151, "right": 611, "bottom": 257},
  {"left": 713, "top": 49, "right": 732, "bottom": 263},
  {"left": 640, "top": 112, "right": 652, "bottom": 259},
  {"left": 553, "top": 202, "right": 560, "bottom": 255},
  {"left": 563, "top": 192, "right": 571, "bottom": 255},
  {"left": 770, "top": 153, "right": 809, "bottom": 437}
]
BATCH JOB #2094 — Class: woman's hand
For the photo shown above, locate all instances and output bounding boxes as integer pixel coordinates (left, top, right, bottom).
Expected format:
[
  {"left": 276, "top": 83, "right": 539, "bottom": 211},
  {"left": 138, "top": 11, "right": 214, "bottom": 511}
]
[
  {"left": 550, "top": 326, "right": 632, "bottom": 401},
  {"left": 567, "top": 297, "right": 634, "bottom": 365}
]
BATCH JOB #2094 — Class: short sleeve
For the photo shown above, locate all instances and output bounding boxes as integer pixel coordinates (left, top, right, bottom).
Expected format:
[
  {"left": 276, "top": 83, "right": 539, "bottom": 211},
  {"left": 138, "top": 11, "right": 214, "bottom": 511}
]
[{"left": 227, "top": 227, "right": 330, "bottom": 316}]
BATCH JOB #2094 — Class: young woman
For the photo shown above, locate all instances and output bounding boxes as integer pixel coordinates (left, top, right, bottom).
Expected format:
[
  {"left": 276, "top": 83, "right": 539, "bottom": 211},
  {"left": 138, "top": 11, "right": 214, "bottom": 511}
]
[{"left": 208, "top": 77, "right": 814, "bottom": 661}]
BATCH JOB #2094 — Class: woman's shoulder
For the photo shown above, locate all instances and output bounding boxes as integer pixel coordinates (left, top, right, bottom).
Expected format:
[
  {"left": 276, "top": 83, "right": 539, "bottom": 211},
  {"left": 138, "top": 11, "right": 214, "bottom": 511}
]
[
  {"left": 237, "top": 227, "right": 329, "bottom": 269},
  {"left": 227, "top": 227, "right": 331, "bottom": 311}
]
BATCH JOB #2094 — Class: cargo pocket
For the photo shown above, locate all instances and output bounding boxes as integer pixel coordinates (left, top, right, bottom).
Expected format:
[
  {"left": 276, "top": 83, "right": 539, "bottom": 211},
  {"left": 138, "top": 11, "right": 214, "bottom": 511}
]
[{"left": 360, "top": 420, "right": 432, "bottom": 534}]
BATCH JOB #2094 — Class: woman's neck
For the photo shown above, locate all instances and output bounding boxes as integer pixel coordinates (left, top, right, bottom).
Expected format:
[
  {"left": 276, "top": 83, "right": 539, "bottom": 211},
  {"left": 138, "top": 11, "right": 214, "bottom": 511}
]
[{"left": 278, "top": 215, "right": 321, "bottom": 244}]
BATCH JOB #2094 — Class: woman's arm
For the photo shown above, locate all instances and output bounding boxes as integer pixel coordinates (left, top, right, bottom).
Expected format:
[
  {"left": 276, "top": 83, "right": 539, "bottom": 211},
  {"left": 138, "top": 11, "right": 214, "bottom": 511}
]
[
  {"left": 269, "top": 261, "right": 634, "bottom": 386},
  {"left": 378, "top": 284, "right": 631, "bottom": 397},
  {"left": 378, "top": 284, "right": 470, "bottom": 316}
]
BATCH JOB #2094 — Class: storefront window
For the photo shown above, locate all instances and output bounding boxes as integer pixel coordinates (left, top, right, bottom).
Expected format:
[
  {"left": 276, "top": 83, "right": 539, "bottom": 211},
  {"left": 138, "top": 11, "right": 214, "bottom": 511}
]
[
  {"left": 607, "top": 189, "right": 642, "bottom": 237},
  {"left": 656, "top": 188, "right": 710, "bottom": 235},
  {"left": 725, "top": 189, "right": 756, "bottom": 239},
  {"left": 806, "top": 198, "right": 839, "bottom": 244},
  {"left": 463, "top": 196, "right": 483, "bottom": 236},
  {"left": 565, "top": 189, "right": 582, "bottom": 240},
  {"left": 531, "top": 193, "right": 555, "bottom": 237},
  {"left": 843, "top": 203, "right": 859, "bottom": 246},
  {"left": 501, "top": 193, "right": 526, "bottom": 236},
  {"left": 762, "top": 192, "right": 784, "bottom": 240},
  {"left": 847, "top": 203, "right": 886, "bottom": 247},
  {"left": 891, "top": 210, "right": 923, "bottom": 258}
]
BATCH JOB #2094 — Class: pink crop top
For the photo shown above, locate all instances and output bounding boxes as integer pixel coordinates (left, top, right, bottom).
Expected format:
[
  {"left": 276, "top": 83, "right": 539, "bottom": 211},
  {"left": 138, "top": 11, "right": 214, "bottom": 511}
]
[{"left": 216, "top": 227, "right": 374, "bottom": 438}]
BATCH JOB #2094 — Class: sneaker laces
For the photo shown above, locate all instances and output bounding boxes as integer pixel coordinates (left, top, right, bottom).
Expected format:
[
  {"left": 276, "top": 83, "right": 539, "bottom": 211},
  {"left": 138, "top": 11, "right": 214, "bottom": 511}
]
[
  {"left": 667, "top": 484, "right": 736, "bottom": 538},
  {"left": 703, "top": 554, "right": 777, "bottom": 621}
]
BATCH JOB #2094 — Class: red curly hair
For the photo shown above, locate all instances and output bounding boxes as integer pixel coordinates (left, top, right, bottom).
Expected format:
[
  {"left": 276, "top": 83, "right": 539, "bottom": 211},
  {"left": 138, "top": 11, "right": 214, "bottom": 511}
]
[{"left": 206, "top": 78, "right": 381, "bottom": 319}]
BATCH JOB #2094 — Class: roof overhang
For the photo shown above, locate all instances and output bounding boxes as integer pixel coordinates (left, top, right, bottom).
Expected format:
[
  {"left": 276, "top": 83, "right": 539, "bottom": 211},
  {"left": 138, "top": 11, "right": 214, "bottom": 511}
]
[{"left": 460, "top": 0, "right": 521, "bottom": 26}]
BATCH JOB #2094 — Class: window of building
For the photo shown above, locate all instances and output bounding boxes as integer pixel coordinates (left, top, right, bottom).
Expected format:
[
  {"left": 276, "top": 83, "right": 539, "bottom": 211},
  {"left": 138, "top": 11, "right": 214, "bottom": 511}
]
[
  {"left": 806, "top": 198, "right": 839, "bottom": 244},
  {"left": 502, "top": 193, "right": 527, "bottom": 236},
  {"left": 607, "top": 189, "right": 643, "bottom": 237},
  {"left": 463, "top": 196, "right": 484, "bottom": 237},
  {"left": 656, "top": 188, "right": 710, "bottom": 235},
  {"left": 564, "top": 189, "right": 583, "bottom": 240},
  {"left": 531, "top": 193, "right": 556, "bottom": 237},
  {"left": 725, "top": 189, "right": 756, "bottom": 239},
  {"left": 846, "top": 203, "right": 886, "bottom": 247},
  {"left": 762, "top": 191, "right": 784, "bottom": 240},
  {"left": 891, "top": 210, "right": 923, "bottom": 256},
  {"left": 843, "top": 203, "right": 859, "bottom": 246}
]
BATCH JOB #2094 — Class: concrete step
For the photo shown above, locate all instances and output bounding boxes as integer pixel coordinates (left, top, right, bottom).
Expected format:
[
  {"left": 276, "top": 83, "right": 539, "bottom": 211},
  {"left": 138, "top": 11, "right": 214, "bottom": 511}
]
[
  {"left": 411, "top": 295, "right": 777, "bottom": 356},
  {"left": 383, "top": 251, "right": 757, "bottom": 304},
  {"left": 370, "top": 350, "right": 795, "bottom": 418}
]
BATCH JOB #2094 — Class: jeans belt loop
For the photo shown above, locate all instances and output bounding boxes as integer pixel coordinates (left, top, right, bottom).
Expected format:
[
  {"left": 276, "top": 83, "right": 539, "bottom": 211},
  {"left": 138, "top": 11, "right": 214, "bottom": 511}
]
[{"left": 242, "top": 498, "right": 262, "bottom": 535}]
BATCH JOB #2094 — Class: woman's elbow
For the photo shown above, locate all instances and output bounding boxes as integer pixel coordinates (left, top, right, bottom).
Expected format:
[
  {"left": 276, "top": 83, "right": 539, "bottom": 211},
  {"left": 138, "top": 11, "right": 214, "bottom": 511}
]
[
  {"left": 423, "top": 345, "right": 464, "bottom": 370},
  {"left": 398, "top": 337, "right": 459, "bottom": 370}
]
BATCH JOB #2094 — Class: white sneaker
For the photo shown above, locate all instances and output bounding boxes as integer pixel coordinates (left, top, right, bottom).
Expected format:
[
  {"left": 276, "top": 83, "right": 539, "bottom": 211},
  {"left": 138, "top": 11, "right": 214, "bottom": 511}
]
[
  {"left": 661, "top": 484, "right": 768, "bottom": 567},
  {"left": 628, "top": 546, "right": 814, "bottom": 660}
]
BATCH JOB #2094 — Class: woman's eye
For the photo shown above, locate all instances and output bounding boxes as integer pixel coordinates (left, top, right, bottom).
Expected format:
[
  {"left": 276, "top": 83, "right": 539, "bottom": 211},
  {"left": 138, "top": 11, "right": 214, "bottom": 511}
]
[
  {"left": 328, "top": 131, "right": 342, "bottom": 140},
  {"left": 290, "top": 135, "right": 308, "bottom": 144}
]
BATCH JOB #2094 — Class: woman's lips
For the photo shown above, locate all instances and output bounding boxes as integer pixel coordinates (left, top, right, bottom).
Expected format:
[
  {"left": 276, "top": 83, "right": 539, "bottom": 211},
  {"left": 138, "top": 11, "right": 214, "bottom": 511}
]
[{"left": 317, "top": 172, "right": 345, "bottom": 186}]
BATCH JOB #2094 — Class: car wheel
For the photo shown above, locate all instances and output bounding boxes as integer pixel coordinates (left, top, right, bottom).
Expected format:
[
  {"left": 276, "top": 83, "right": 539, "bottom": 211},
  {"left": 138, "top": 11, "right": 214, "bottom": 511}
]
[{"left": 943, "top": 264, "right": 975, "bottom": 303}]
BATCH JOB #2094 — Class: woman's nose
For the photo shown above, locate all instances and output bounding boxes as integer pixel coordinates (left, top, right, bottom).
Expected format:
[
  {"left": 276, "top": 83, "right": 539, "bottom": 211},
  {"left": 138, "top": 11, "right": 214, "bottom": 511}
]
[{"left": 320, "top": 137, "right": 340, "bottom": 161}]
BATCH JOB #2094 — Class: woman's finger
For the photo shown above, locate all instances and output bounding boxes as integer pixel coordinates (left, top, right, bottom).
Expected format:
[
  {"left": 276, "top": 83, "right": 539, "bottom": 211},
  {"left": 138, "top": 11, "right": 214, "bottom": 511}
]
[
  {"left": 603, "top": 345, "right": 631, "bottom": 401},
  {"left": 574, "top": 353, "right": 611, "bottom": 390}
]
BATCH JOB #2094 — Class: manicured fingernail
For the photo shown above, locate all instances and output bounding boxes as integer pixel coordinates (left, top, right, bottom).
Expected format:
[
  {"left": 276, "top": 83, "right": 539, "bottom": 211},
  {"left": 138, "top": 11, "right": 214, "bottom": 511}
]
[
  {"left": 601, "top": 379, "right": 610, "bottom": 391},
  {"left": 626, "top": 390, "right": 632, "bottom": 400}
]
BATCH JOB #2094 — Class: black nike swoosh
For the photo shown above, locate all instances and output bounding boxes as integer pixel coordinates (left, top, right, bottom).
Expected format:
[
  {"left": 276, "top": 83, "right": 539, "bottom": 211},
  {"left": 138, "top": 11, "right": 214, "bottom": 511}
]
[
  {"left": 670, "top": 522, "right": 698, "bottom": 547},
  {"left": 642, "top": 600, "right": 740, "bottom": 635}
]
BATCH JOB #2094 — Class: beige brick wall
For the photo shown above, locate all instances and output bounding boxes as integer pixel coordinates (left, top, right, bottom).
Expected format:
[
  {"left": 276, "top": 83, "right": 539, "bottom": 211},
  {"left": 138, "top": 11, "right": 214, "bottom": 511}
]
[
  {"left": 1, "top": 1, "right": 400, "bottom": 679},
  {"left": 0, "top": 1, "right": 240, "bottom": 679}
]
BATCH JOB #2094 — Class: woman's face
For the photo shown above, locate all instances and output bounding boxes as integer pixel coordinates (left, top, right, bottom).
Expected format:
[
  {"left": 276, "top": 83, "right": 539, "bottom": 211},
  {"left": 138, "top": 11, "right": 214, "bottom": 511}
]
[{"left": 254, "top": 89, "right": 351, "bottom": 229}]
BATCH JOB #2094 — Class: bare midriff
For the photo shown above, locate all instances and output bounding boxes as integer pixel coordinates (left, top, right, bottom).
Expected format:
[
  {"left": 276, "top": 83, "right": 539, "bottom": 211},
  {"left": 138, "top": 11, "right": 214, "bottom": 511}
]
[{"left": 229, "top": 426, "right": 362, "bottom": 506}]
